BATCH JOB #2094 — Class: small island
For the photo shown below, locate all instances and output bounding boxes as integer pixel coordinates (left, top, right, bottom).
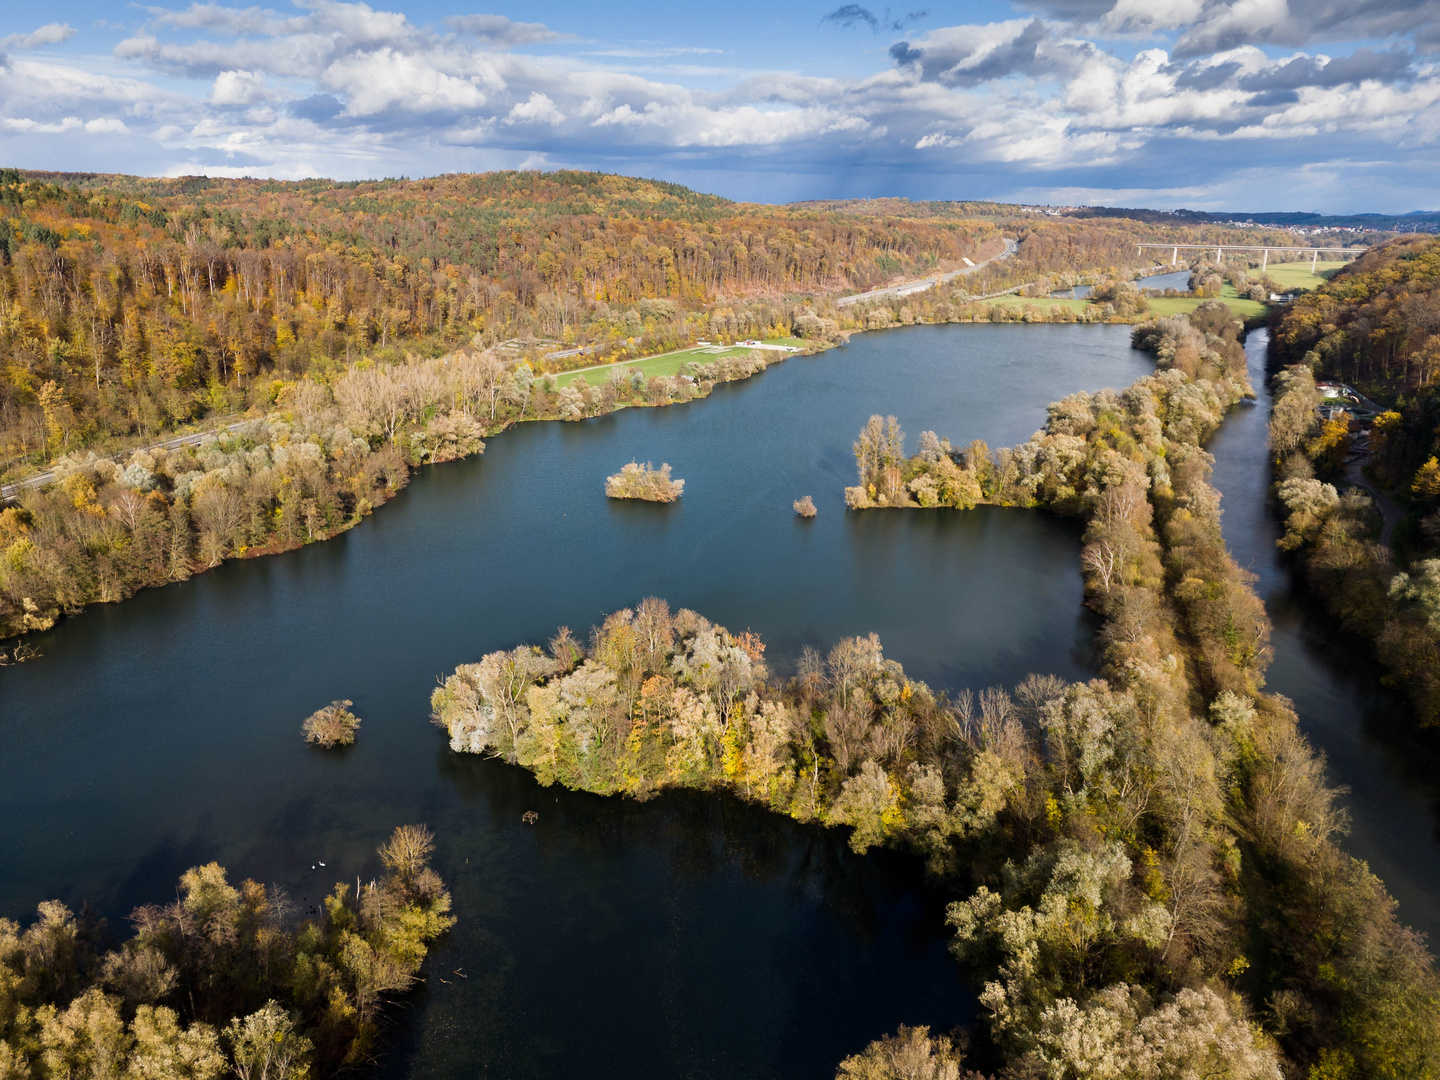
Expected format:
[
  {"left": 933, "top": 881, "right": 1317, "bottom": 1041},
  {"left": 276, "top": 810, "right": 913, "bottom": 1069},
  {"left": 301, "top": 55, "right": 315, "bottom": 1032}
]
[
  {"left": 302, "top": 699, "right": 361, "bottom": 747},
  {"left": 794, "top": 496, "right": 817, "bottom": 518},
  {"left": 605, "top": 462, "right": 684, "bottom": 502}
]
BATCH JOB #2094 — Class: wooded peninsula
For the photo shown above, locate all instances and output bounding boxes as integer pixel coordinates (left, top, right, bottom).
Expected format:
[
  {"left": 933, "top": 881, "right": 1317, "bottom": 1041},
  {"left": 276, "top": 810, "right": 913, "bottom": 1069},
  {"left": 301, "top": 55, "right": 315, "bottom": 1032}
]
[
  {"left": 432, "top": 304, "right": 1439, "bottom": 1078},
  {"left": 0, "top": 825, "right": 453, "bottom": 1080}
]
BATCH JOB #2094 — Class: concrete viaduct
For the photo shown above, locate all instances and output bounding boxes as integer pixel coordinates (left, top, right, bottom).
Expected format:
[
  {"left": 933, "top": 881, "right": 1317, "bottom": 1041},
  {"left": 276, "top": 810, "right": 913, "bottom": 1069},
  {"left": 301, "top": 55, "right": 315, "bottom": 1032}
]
[{"left": 1136, "top": 243, "right": 1367, "bottom": 272}]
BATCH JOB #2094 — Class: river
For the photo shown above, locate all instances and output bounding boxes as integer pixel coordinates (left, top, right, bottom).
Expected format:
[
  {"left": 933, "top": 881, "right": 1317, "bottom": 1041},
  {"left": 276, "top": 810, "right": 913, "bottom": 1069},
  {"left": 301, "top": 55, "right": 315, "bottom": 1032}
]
[
  {"left": 0, "top": 324, "right": 1154, "bottom": 1079},
  {"left": 1209, "top": 329, "right": 1440, "bottom": 942}
]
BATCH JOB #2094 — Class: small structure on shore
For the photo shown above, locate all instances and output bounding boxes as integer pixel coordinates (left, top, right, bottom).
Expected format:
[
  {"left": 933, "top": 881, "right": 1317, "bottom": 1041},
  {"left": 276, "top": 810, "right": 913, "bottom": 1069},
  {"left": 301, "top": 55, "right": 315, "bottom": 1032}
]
[
  {"left": 606, "top": 462, "right": 684, "bottom": 502},
  {"left": 794, "top": 496, "right": 817, "bottom": 518}
]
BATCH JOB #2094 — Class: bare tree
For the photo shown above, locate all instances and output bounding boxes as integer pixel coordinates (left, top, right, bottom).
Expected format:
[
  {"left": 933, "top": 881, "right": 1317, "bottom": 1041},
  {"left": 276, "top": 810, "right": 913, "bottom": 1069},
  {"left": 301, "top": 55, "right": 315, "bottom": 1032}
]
[{"left": 1081, "top": 539, "right": 1121, "bottom": 593}]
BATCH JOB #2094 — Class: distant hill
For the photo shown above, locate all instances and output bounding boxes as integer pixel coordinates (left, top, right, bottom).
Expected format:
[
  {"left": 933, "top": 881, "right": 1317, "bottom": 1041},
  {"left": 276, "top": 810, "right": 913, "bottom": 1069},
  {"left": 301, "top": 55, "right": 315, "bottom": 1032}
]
[
  {"left": 1069, "top": 206, "right": 1440, "bottom": 232},
  {"left": 0, "top": 165, "right": 1336, "bottom": 472}
]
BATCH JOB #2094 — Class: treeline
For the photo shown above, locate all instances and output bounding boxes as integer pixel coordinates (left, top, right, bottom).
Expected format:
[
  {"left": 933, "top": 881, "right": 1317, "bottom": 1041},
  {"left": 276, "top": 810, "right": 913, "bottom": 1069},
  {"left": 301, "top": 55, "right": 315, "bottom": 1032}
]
[
  {"left": 845, "top": 302, "right": 1254, "bottom": 513},
  {"left": 0, "top": 168, "right": 994, "bottom": 474},
  {"left": 432, "top": 307, "right": 1440, "bottom": 1077},
  {"left": 0, "top": 346, "right": 780, "bottom": 640},
  {"left": 0, "top": 825, "right": 453, "bottom": 1079},
  {"left": 1270, "top": 365, "right": 1440, "bottom": 725},
  {"left": 1269, "top": 236, "right": 1440, "bottom": 726},
  {"left": 1274, "top": 235, "right": 1440, "bottom": 393},
  {"left": 1, "top": 166, "right": 1292, "bottom": 479}
]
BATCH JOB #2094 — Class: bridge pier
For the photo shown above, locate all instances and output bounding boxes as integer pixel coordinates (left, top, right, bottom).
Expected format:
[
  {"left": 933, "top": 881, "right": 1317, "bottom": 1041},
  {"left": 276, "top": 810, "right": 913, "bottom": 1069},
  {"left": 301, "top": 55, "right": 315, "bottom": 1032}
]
[
  {"left": 1172, "top": 246, "right": 1178, "bottom": 265},
  {"left": 1261, "top": 249, "right": 1268, "bottom": 269},
  {"left": 1312, "top": 250, "right": 1319, "bottom": 273}
]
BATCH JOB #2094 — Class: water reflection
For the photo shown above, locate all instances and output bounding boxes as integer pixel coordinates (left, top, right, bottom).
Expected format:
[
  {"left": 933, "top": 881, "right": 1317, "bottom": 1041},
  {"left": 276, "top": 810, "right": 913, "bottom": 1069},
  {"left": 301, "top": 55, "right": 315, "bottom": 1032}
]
[{"left": 0, "top": 323, "right": 1153, "bottom": 1079}]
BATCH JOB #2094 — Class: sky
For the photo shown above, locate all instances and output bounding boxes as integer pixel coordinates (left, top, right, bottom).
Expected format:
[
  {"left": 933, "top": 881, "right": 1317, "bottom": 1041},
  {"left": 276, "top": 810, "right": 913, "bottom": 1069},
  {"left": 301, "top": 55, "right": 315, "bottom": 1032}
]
[{"left": 0, "top": 0, "right": 1438, "bottom": 212}]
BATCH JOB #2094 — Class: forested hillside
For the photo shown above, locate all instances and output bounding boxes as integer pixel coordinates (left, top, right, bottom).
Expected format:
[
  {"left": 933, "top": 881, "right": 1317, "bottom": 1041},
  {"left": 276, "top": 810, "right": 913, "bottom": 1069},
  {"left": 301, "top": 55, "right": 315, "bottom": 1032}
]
[
  {"left": 1274, "top": 235, "right": 1440, "bottom": 396},
  {"left": 2, "top": 167, "right": 1308, "bottom": 481},
  {"left": 1270, "top": 237, "right": 1440, "bottom": 727}
]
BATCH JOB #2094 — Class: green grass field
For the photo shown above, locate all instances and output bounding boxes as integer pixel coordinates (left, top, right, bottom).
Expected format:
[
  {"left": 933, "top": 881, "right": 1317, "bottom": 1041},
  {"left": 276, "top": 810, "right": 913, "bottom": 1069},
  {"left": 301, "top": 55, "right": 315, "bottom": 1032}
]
[
  {"left": 977, "top": 283, "right": 1266, "bottom": 322},
  {"left": 1146, "top": 284, "right": 1267, "bottom": 321},
  {"left": 1265, "top": 260, "right": 1348, "bottom": 292},
  {"left": 553, "top": 341, "right": 793, "bottom": 388}
]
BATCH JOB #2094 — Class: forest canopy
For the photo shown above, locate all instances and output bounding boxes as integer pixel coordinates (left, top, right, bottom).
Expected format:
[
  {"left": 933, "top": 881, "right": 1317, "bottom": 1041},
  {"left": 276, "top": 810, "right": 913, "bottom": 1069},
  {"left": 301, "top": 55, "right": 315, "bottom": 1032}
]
[{"left": 0, "top": 167, "right": 1314, "bottom": 480}]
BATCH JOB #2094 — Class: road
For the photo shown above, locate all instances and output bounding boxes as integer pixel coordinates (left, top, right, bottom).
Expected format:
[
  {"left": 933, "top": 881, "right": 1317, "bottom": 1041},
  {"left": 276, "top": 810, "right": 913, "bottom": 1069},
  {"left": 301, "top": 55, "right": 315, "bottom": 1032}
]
[
  {"left": 1, "top": 418, "right": 253, "bottom": 502},
  {"left": 835, "top": 238, "right": 1018, "bottom": 308},
  {"left": 1344, "top": 460, "right": 1402, "bottom": 548}
]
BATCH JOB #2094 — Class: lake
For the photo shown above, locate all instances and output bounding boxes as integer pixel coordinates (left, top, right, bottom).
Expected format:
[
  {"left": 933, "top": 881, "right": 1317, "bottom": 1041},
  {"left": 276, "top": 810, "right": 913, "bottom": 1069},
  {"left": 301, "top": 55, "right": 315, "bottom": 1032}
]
[{"left": 0, "top": 323, "right": 1155, "bottom": 1079}]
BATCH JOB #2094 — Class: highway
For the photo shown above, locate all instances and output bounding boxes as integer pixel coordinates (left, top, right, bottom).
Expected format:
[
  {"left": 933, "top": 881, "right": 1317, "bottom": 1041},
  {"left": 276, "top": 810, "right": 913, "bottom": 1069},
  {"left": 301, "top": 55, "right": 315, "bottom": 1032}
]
[{"left": 836, "top": 238, "right": 1018, "bottom": 308}]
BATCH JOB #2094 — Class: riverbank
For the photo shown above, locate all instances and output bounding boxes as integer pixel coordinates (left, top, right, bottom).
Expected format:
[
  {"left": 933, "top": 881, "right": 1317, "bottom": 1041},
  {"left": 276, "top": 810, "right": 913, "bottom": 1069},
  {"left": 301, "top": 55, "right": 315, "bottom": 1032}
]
[
  {"left": 430, "top": 305, "right": 1440, "bottom": 1076},
  {"left": 5, "top": 322, "right": 1138, "bottom": 1080},
  {"left": 1269, "top": 364, "right": 1440, "bottom": 728},
  {"left": 1, "top": 288, "right": 1157, "bottom": 643},
  {"left": 0, "top": 343, "right": 800, "bottom": 640},
  {"left": 0, "top": 273, "right": 1288, "bottom": 646}
]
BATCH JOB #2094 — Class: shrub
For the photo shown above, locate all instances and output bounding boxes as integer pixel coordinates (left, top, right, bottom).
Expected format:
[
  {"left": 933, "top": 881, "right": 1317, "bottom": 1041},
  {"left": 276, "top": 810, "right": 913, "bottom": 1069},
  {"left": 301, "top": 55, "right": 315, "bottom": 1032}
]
[
  {"left": 794, "top": 496, "right": 817, "bottom": 518},
  {"left": 605, "top": 462, "right": 684, "bottom": 502},
  {"left": 302, "top": 699, "right": 360, "bottom": 747}
]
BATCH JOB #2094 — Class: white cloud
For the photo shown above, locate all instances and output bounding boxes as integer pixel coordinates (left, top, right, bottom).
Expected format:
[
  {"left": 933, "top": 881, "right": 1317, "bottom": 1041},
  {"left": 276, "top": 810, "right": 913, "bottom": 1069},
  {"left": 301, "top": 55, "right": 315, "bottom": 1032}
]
[
  {"left": 442, "top": 14, "right": 572, "bottom": 47},
  {"left": 0, "top": 23, "right": 77, "bottom": 54},
  {"left": 0, "top": 0, "right": 1433, "bottom": 211},
  {"left": 505, "top": 91, "right": 564, "bottom": 125},
  {"left": 1100, "top": 0, "right": 1204, "bottom": 34},
  {"left": 209, "top": 68, "right": 270, "bottom": 104},
  {"left": 151, "top": 4, "right": 274, "bottom": 34}
]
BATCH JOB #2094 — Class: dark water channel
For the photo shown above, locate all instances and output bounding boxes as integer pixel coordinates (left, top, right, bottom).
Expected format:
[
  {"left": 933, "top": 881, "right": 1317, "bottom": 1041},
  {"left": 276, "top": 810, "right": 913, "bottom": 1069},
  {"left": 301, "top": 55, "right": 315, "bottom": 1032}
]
[
  {"left": 1, "top": 325, "right": 1154, "bottom": 1079},
  {"left": 1209, "top": 329, "right": 1440, "bottom": 941}
]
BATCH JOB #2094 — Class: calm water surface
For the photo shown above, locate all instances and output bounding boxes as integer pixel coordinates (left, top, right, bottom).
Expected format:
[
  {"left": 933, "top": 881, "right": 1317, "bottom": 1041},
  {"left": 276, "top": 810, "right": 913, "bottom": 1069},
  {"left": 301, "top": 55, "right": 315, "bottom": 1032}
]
[
  {"left": 1136, "top": 269, "right": 1192, "bottom": 291},
  {"left": 1, "top": 324, "right": 1154, "bottom": 1079},
  {"left": 1209, "top": 329, "right": 1440, "bottom": 941},
  {"left": 1050, "top": 270, "right": 1190, "bottom": 300}
]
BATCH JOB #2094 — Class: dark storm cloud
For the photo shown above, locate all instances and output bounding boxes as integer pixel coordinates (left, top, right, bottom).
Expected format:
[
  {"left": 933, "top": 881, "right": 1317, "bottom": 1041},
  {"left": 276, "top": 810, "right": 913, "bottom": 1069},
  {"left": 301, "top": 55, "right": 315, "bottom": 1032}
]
[
  {"left": 890, "top": 18, "right": 1087, "bottom": 87},
  {"left": 1016, "top": 0, "right": 1440, "bottom": 55},
  {"left": 1166, "top": 46, "right": 1415, "bottom": 98},
  {"left": 1238, "top": 47, "right": 1416, "bottom": 91},
  {"left": 1173, "top": 0, "right": 1440, "bottom": 56}
]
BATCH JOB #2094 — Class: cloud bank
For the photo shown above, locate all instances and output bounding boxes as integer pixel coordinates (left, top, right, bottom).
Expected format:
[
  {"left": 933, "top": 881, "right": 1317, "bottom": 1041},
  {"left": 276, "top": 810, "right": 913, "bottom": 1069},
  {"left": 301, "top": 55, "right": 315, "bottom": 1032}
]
[{"left": 0, "top": 0, "right": 1437, "bottom": 210}]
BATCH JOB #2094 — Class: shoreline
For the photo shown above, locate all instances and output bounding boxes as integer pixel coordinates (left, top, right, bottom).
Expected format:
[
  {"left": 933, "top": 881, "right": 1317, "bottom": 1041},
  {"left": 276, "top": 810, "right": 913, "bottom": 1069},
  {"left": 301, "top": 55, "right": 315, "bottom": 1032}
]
[{"left": 0, "top": 314, "right": 1251, "bottom": 646}]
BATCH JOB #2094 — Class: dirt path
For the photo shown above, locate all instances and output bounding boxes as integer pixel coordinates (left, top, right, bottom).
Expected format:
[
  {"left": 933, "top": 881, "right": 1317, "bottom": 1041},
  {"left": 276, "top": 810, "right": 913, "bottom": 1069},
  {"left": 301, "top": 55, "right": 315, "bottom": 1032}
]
[
  {"left": 2, "top": 418, "right": 252, "bottom": 503},
  {"left": 1345, "top": 460, "right": 1402, "bottom": 547}
]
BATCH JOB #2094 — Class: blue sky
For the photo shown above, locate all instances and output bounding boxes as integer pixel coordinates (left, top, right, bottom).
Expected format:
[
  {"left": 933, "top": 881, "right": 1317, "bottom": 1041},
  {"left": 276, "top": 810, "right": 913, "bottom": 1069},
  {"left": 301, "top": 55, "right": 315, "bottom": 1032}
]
[{"left": 1, "top": 0, "right": 1438, "bottom": 211}]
